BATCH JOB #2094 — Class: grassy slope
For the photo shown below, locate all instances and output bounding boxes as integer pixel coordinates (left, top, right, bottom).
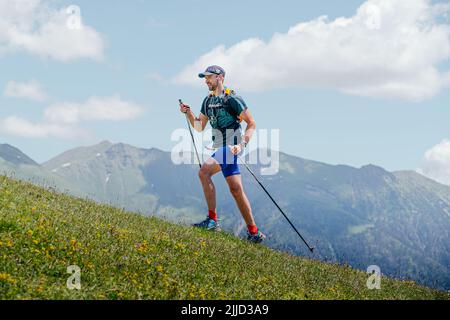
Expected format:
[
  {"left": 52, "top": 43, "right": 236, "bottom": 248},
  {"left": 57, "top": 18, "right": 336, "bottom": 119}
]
[{"left": 0, "top": 175, "right": 448, "bottom": 300}]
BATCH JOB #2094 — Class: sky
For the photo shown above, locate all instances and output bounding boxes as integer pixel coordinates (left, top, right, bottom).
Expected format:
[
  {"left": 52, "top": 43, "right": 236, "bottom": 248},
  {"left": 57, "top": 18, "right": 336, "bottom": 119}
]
[{"left": 0, "top": 0, "right": 450, "bottom": 185}]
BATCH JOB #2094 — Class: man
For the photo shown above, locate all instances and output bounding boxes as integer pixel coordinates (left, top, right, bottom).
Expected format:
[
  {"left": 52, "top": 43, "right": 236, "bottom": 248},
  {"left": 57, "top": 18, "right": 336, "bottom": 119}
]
[{"left": 179, "top": 65, "right": 265, "bottom": 243}]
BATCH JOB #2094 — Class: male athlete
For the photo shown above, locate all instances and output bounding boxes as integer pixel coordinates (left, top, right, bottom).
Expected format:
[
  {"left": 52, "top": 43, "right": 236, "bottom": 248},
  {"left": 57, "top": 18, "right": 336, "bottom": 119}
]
[{"left": 180, "top": 65, "right": 265, "bottom": 243}]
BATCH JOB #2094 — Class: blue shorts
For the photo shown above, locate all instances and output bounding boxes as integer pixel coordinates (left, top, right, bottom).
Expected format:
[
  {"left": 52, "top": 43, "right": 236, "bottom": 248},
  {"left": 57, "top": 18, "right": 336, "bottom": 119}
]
[{"left": 211, "top": 146, "right": 241, "bottom": 178}]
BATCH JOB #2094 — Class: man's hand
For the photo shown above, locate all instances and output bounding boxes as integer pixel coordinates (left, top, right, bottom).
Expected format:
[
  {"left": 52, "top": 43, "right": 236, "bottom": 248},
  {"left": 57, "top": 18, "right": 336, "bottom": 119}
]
[
  {"left": 180, "top": 102, "right": 191, "bottom": 114},
  {"left": 229, "top": 144, "right": 243, "bottom": 155}
]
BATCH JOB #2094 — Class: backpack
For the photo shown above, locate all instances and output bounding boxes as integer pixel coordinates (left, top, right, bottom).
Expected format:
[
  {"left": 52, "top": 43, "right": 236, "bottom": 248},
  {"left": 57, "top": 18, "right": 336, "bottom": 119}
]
[{"left": 206, "top": 88, "right": 244, "bottom": 125}]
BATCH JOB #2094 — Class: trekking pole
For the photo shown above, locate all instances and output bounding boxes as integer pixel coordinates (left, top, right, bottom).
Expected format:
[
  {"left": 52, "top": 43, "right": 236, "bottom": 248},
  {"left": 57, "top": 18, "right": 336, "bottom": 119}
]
[
  {"left": 179, "top": 99, "right": 202, "bottom": 168},
  {"left": 237, "top": 155, "right": 315, "bottom": 253}
]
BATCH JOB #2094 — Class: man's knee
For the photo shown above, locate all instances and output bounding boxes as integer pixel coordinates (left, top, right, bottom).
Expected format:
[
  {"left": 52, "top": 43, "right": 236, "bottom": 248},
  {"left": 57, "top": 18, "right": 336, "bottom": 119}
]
[
  {"left": 229, "top": 182, "right": 243, "bottom": 197},
  {"left": 199, "top": 165, "right": 216, "bottom": 181},
  {"left": 198, "top": 168, "right": 208, "bottom": 181}
]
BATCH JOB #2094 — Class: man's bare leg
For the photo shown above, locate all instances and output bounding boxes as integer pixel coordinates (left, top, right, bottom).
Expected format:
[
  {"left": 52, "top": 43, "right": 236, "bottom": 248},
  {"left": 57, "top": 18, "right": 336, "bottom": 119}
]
[
  {"left": 198, "top": 157, "right": 222, "bottom": 213},
  {"left": 226, "top": 174, "right": 256, "bottom": 226}
]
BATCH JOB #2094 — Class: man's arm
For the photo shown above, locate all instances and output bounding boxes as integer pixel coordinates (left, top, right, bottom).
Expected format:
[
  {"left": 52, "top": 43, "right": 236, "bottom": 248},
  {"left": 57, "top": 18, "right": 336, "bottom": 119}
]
[
  {"left": 197, "top": 112, "right": 209, "bottom": 132},
  {"left": 229, "top": 108, "right": 256, "bottom": 155},
  {"left": 239, "top": 108, "right": 256, "bottom": 145},
  {"left": 180, "top": 103, "right": 209, "bottom": 132}
]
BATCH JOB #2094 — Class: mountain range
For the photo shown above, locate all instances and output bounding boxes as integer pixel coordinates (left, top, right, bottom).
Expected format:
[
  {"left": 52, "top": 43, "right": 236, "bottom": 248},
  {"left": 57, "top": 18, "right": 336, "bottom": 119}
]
[{"left": 1, "top": 141, "right": 449, "bottom": 290}]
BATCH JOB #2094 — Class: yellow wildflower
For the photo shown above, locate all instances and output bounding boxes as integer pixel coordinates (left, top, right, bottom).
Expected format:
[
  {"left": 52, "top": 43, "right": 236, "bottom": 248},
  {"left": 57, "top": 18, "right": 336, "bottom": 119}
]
[
  {"left": 156, "top": 265, "right": 164, "bottom": 273},
  {"left": 0, "top": 273, "right": 16, "bottom": 285}
]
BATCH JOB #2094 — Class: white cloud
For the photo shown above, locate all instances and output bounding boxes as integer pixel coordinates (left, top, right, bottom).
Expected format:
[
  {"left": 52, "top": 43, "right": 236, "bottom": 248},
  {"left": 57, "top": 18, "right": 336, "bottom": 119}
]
[
  {"left": 145, "top": 72, "right": 169, "bottom": 84},
  {"left": 0, "top": 0, "right": 104, "bottom": 61},
  {"left": 173, "top": 0, "right": 450, "bottom": 102},
  {"left": 1, "top": 95, "right": 145, "bottom": 139},
  {"left": 418, "top": 139, "right": 450, "bottom": 186},
  {"left": 0, "top": 116, "right": 88, "bottom": 139},
  {"left": 4, "top": 80, "right": 48, "bottom": 102},
  {"left": 43, "top": 95, "right": 144, "bottom": 124}
]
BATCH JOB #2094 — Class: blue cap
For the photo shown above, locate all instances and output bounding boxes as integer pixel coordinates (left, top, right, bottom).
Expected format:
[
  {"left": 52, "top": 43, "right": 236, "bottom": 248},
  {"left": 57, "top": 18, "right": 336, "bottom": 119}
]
[{"left": 198, "top": 65, "right": 226, "bottom": 78}]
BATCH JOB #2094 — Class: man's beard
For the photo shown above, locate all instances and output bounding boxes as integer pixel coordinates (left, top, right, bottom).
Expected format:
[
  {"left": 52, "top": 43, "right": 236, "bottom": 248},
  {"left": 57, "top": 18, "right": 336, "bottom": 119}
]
[{"left": 208, "top": 81, "right": 218, "bottom": 91}]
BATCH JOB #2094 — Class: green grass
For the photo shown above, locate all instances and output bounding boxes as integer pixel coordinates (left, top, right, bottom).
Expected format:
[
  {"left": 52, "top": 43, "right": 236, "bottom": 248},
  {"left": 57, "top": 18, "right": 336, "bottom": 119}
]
[{"left": 0, "top": 175, "right": 449, "bottom": 300}]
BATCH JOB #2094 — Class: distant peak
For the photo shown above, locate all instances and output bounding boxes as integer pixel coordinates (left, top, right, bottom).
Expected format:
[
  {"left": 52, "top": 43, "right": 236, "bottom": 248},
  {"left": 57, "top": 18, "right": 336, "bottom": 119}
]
[
  {"left": 360, "top": 164, "right": 397, "bottom": 181},
  {"left": 361, "top": 164, "right": 386, "bottom": 171},
  {"left": 0, "top": 144, "right": 38, "bottom": 166},
  {"left": 0, "top": 143, "right": 18, "bottom": 151},
  {"left": 98, "top": 140, "right": 113, "bottom": 146}
]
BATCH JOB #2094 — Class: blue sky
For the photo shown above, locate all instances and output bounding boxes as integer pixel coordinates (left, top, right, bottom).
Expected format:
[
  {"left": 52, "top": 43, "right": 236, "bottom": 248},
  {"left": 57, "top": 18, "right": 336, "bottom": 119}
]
[{"left": 1, "top": 0, "right": 450, "bottom": 177}]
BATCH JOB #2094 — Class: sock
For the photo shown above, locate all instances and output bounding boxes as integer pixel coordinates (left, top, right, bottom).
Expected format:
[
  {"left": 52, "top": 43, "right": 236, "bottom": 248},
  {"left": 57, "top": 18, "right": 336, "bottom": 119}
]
[
  {"left": 247, "top": 224, "right": 259, "bottom": 235},
  {"left": 208, "top": 210, "right": 217, "bottom": 222}
]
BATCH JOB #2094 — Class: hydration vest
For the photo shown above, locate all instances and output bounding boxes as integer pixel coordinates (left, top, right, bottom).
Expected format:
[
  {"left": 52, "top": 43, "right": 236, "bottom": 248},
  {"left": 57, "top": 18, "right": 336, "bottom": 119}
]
[{"left": 206, "top": 88, "right": 244, "bottom": 125}]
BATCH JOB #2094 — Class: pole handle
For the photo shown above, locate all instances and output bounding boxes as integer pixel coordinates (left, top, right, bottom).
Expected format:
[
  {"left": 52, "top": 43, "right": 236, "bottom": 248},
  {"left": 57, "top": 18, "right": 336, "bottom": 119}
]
[{"left": 179, "top": 99, "right": 202, "bottom": 168}]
